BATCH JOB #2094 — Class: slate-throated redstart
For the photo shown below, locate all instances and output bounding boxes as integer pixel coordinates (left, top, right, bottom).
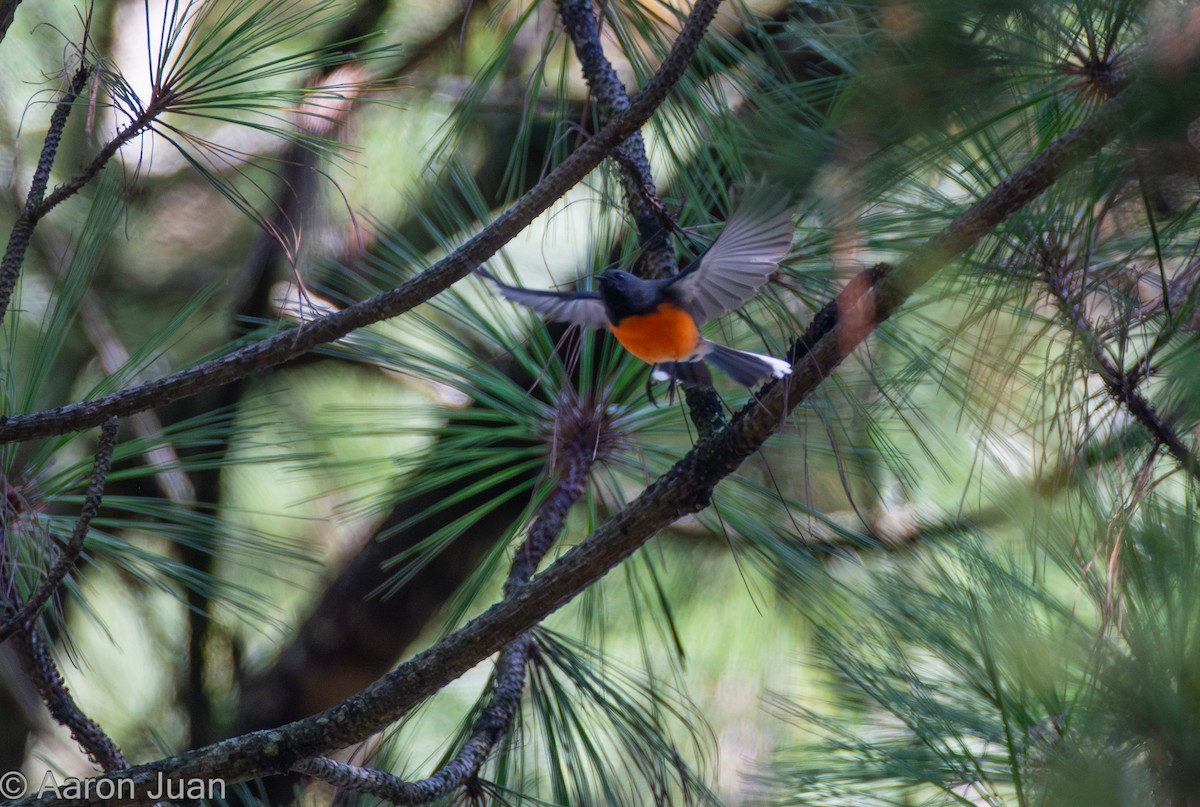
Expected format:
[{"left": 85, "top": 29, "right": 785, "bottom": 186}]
[{"left": 479, "top": 187, "right": 796, "bottom": 390}]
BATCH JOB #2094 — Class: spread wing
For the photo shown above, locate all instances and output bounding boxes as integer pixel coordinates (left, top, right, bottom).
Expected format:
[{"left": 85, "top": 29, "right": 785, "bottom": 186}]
[
  {"left": 665, "top": 187, "right": 795, "bottom": 324},
  {"left": 477, "top": 268, "right": 608, "bottom": 329}
]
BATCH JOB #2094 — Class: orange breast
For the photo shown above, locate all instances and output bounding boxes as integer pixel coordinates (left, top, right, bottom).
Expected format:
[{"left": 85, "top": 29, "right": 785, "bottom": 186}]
[{"left": 608, "top": 303, "right": 701, "bottom": 364}]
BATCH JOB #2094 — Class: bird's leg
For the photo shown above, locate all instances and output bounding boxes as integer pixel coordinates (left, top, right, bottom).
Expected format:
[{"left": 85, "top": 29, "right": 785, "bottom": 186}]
[{"left": 645, "top": 371, "right": 659, "bottom": 407}]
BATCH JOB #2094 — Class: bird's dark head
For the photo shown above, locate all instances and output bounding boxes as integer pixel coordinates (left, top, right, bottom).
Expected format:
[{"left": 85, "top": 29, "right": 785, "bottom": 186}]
[
  {"left": 596, "top": 268, "right": 660, "bottom": 319},
  {"left": 597, "top": 268, "right": 637, "bottom": 291}
]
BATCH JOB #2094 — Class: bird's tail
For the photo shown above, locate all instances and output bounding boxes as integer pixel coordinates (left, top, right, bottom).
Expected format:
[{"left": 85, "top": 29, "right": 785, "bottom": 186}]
[
  {"left": 702, "top": 341, "right": 791, "bottom": 387},
  {"left": 651, "top": 342, "right": 791, "bottom": 388}
]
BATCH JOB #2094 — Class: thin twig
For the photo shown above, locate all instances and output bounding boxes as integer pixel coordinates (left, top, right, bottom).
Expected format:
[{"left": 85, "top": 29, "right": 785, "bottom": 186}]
[
  {"left": 1041, "top": 257, "right": 1198, "bottom": 473},
  {"left": 0, "top": 417, "right": 119, "bottom": 644},
  {"left": 0, "top": 65, "right": 91, "bottom": 327},
  {"left": 30, "top": 100, "right": 170, "bottom": 223}
]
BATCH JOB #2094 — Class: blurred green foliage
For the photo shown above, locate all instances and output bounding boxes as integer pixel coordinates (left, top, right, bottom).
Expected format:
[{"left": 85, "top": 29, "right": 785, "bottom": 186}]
[{"left": 2, "top": 0, "right": 1200, "bottom": 804}]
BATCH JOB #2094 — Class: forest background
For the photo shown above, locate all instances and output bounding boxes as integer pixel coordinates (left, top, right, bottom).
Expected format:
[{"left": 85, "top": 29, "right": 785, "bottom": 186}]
[{"left": 2, "top": 0, "right": 1200, "bottom": 805}]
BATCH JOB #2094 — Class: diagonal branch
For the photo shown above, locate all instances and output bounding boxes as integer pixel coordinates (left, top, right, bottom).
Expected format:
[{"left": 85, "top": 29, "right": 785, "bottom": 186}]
[
  {"left": 1040, "top": 256, "right": 1199, "bottom": 473},
  {"left": 0, "top": 0, "right": 725, "bottom": 448},
  {"left": 10, "top": 52, "right": 1142, "bottom": 807}
]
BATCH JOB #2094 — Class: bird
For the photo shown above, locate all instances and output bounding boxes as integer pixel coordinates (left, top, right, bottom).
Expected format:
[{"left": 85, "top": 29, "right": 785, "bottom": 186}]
[{"left": 478, "top": 186, "right": 796, "bottom": 393}]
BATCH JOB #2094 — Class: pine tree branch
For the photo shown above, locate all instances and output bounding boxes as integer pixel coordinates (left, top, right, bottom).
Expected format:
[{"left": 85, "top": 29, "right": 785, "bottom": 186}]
[
  {"left": 0, "top": 65, "right": 91, "bottom": 328},
  {"left": 504, "top": 418, "right": 595, "bottom": 595},
  {"left": 1040, "top": 254, "right": 1199, "bottom": 473},
  {"left": 558, "top": 0, "right": 677, "bottom": 272},
  {"left": 0, "top": 0, "right": 725, "bottom": 447},
  {"left": 293, "top": 634, "right": 535, "bottom": 804},
  {"left": 0, "top": 417, "right": 119, "bottom": 644},
  {"left": 28, "top": 100, "right": 174, "bottom": 224},
  {"left": 17, "top": 626, "right": 128, "bottom": 772},
  {"left": 9, "top": 55, "right": 1141, "bottom": 807}
]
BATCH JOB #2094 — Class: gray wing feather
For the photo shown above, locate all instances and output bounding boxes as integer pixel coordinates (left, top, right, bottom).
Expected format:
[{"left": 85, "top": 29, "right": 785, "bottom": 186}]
[
  {"left": 478, "top": 269, "right": 608, "bottom": 329},
  {"left": 668, "top": 187, "right": 795, "bottom": 324}
]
